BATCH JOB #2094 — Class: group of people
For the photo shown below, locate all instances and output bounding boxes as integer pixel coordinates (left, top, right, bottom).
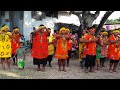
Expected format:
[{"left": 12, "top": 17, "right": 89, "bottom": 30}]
[
  {"left": 31, "top": 25, "right": 79, "bottom": 71},
  {"left": 31, "top": 25, "right": 120, "bottom": 73},
  {"left": 0, "top": 24, "right": 26, "bottom": 70},
  {"left": 79, "top": 27, "right": 120, "bottom": 73},
  {"left": 1, "top": 23, "right": 120, "bottom": 74}
]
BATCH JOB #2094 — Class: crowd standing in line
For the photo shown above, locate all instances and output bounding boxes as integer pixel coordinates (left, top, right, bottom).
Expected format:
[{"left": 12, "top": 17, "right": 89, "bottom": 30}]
[{"left": 0, "top": 24, "right": 120, "bottom": 74}]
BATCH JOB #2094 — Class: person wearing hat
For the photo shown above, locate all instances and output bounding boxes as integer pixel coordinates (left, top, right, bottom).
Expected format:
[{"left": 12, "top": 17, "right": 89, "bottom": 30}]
[
  {"left": 99, "top": 31, "right": 108, "bottom": 68},
  {"left": 46, "top": 28, "right": 55, "bottom": 67},
  {"left": 11, "top": 27, "right": 21, "bottom": 65},
  {"left": 31, "top": 24, "right": 50, "bottom": 71},
  {"left": 65, "top": 28, "right": 72, "bottom": 67},
  {"left": 108, "top": 30, "right": 120, "bottom": 72},
  {"left": 0, "top": 24, "right": 12, "bottom": 70},
  {"left": 82, "top": 27, "right": 98, "bottom": 73},
  {"left": 55, "top": 27, "right": 70, "bottom": 71}
]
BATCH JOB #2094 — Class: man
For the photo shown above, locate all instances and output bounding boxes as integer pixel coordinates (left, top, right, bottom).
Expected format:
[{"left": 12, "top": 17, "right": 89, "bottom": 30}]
[
  {"left": 108, "top": 30, "right": 120, "bottom": 72},
  {"left": 82, "top": 27, "right": 98, "bottom": 73},
  {"left": 30, "top": 27, "right": 36, "bottom": 49},
  {"left": 31, "top": 25, "right": 50, "bottom": 71}
]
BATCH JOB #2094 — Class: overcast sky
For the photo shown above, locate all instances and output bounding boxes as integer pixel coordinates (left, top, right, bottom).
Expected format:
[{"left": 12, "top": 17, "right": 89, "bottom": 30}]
[
  {"left": 93, "top": 11, "right": 120, "bottom": 24},
  {"left": 57, "top": 11, "right": 120, "bottom": 26}
]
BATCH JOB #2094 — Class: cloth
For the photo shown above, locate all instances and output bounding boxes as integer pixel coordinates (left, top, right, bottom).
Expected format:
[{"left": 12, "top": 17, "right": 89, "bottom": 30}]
[
  {"left": 11, "top": 33, "right": 21, "bottom": 54},
  {"left": 48, "top": 35, "right": 55, "bottom": 55},
  {"left": 108, "top": 35, "right": 119, "bottom": 60},
  {"left": 16, "top": 48, "right": 25, "bottom": 59},
  {"left": 85, "top": 34, "right": 96, "bottom": 56},
  {"left": 100, "top": 36, "right": 108, "bottom": 58},
  {"left": 17, "top": 59, "right": 25, "bottom": 69},
  {"left": 31, "top": 32, "right": 48, "bottom": 59},
  {"left": 96, "top": 46, "right": 101, "bottom": 59},
  {"left": 0, "top": 32, "right": 12, "bottom": 58},
  {"left": 55, "top": 35, "right": 69, "bottom": 59}
]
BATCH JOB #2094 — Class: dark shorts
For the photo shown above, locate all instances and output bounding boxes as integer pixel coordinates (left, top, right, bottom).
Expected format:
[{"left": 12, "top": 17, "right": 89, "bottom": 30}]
[
  {"left": 33, "top": 58, "right": 47, "bottom": 66},
  {"left": 85, "top": 55, "right": 96, "bottom": 67},
  {"left": 30, "top": 43, "right": 32, "bottom": 49},
  {"left": 100, "top": 58, "right": 106, "bottom": 62},
  {"left": 47, "top": 55, "right": 53, "bottom": 62},
  {"left": 68, "top": 50, "right": 71, "bottom": 58},
  {"left": 12, "top": 54, "right": 17, "bottom": 58},
  {"left": 110, "top": 60, "right": 119, "bottom": 64}
]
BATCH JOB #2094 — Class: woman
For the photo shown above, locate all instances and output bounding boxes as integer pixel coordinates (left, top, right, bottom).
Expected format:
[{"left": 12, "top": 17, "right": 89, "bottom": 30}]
[
  {"left": 31, "top": 25, "right": 50, "bottom": 71},
  {"left": 0, "top": 24, "right": 12, "bottom": 70},
  {"left": 46, "top": 28, "right": 55, "bottom": 67},
  {"left": 108, "top": 30, "right": 120, "bottom": 72},
  {"left": 71, "top": 37, "right": 78, "bottom": 60},
  {"left": 65, "top": 28, "right": 72, "bottom": 67},
  {"left": 11, "top": 27, "right": 21, "bottom": 65},
  {"left": 30, "top": 27, "right": 36, "bottom": 49},
  {"left": 55, "top": 27, "right": 70, "bottom": 71},
  {"left": 100, "top": 32, "right": 108, "bottom": 67},
  {"left": 79, "top": 30, "right": 87, "bottom": 69}
]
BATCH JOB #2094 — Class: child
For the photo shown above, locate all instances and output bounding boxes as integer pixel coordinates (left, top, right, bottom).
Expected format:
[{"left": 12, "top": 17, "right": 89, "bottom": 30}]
[
  {"left": 96, "top": 43, "right": 101, "bottom": 70},
  {"left": 14, "top": 42, "right": 26, "bottom": 70},
  {"left": 71, "top": 38, "right": 78, "bottom": 60}
]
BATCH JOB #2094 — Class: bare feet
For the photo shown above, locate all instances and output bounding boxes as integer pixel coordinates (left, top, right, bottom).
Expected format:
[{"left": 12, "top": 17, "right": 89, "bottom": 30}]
[
  {"left": 108, "top": 69, "right": 113, "bottom": 73},
  {"left": 37, "top": 68, "right": 41, "bottom": 71},
  {"left": 89, "top": 67, "right": 95, "bottom": 72},
  {"left": 85, "top": 68, "right": 88, "bottom": 73},
  {"left": 2, "top": 67, "right": 5, "bottom": 70},
  {"left": 41, "top": 67, "right": 45, "bottom": 72},
  {"left": 59, "top": 68, "right": 61, "bottom": 71},
  {"left": 81, "top": 67, "right": 83, "bottom": 69},
  {"left": 49, "top": 64, "right": 52, "bottom": 67},
  {"left": 112, "top": 70, "right": 118, "bottom": 73},
  {"left": 2, "top": 66, "right": 5, "bottom": 70},
  {"left": 8, "top": 68, "right": 11, "bottom": 70},
  {"left": 62, "top": 69, "right": 67, "bottom": 72},
  {"left": 66, "top": 64, "right": 69, "bottom": 67}
]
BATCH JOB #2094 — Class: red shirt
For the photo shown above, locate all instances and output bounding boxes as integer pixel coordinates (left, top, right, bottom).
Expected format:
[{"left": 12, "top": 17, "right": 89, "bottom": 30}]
[
  {"left": 67, "top": 34, "right": 72, "bottom": 50},
  {"left": 108, "top": 34, "right": 119, "bottom": 60},
  {"left": 85, "top": 34, "right": 96, "bottom": 56},
  {"left": 31, "top": 32, "right": 48, "bottom": 59}
]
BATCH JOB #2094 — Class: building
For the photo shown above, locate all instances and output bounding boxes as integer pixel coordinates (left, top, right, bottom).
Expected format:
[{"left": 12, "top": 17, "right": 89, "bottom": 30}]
[
  {"left": 103, "top": 23, "right": 120, "bottom": 31},
  {"left": 0, "top": 11, "right": 80, "bottom": 41},
  {"left": 0, "top": 11, "right": 24, "bottom": 34}
]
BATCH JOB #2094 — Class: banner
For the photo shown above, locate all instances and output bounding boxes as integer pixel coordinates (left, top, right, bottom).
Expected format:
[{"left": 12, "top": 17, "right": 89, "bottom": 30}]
[{"left": 0, "top": 34, "right": 11, "bottom": 58}]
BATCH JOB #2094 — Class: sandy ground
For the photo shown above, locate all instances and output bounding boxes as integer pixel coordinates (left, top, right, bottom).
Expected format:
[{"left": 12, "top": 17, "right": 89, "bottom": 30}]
[{"left": 0, "top": 50, "right": 120, "bottom": 79}]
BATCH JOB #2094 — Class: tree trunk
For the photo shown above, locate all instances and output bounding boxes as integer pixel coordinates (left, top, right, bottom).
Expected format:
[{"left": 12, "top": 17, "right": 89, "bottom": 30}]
[
  {"left": 78, "top": 24, "right": 83, "bottom": 38},
  {"left": 95, "top": 11, "right": 114, "bottom": 36}
]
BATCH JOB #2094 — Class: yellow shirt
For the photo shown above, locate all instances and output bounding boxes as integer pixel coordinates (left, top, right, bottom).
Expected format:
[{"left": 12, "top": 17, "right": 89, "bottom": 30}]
[
  {"left": 0, "top": 32, "right": 12, "bottom": 58},
  {"left": 48, "top": 35, "right": 55, "bottom": 55}
]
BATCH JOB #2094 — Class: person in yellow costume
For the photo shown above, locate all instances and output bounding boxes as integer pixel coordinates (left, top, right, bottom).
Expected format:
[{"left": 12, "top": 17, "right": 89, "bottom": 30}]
[
  {"left": 0, "top": 24, "right": 12, "bottom": 70},
  {"left": 46, "top": 28, "right": 55, "bottom": 67},
  {"left": 79, "top": 30, "right": 87, "bottom": 69}
]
